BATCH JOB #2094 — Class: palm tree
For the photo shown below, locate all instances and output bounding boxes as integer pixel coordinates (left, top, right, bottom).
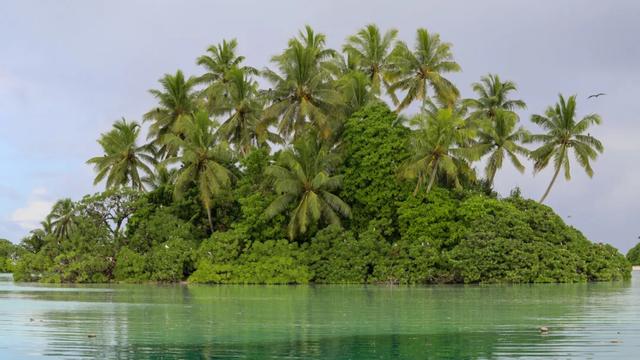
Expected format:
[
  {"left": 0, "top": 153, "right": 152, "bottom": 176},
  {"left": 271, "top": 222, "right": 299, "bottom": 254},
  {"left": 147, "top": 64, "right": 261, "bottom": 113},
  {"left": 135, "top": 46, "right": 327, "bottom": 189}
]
[
  {"left": 529, "top": 94, "right": 604, "bottom": 203},
  {"left": 336, "top": 70, "right": 373, "bottom": 117},
  {"left": 401, "top": 105, "right": 478, "bottom": 196},
  {"left": 87, "top": 119, "right": 154, "bottom": 190},
  {"left": 143, "top": 70, "right": 199, "bottom": 157},
  {"left": 196, "top": 39, "right": 258, "bottom": 112},
  {"left": 48, "top": 198, "right": 78, "bottom": 240},
  {"left": 465, "top": 74, "right": 527, "bottom": 121},
  {"left": 263, "top": 25, "right": 342, "bottom": 140},
  {"left": 196, "top": 39, "right": 258, "bottom": 87},
  {"left": 165, "top": 109, "right": 235, "bottom": 232},
  {"left": 215, "top": 68, "right": 281, "bottom": 155},
  {"left": 264, "top": 134, "right": 351, "bottom": 239},
  {"left": 472, "top": 110, "right": 530, "bottom": 186},
  {"left": 343, "top": 24, "right": 398, "bottom": 96},
  {"left": 142, "top": 164, "right": 178, "bottom": 190},
  {"left": 388, "top": 28, "right": 461, "bottom": 112}
]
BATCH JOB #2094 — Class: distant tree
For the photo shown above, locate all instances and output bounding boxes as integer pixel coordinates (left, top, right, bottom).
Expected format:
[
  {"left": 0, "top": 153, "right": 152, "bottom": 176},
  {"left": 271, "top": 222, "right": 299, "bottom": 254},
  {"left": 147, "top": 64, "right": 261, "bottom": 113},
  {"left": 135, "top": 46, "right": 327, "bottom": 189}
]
[
  {"left": 48, "top": 198, "right": 78, "bottom": 240},
  {"left": 627, "top": 243, "right": 640, "bottom": 266},
  {"left": 472, "top": 110, "right": 530, "bottom": 186},
  {"left": 529, "top": 95, "right": 604, "bottom": 203},
  {"left": 388, "top": 29, "right": 461, "bottom": 112},
  {"left": 401, "top": 104, "right": 478, "bottom": 196},
  {"left": 264, "top": 134, "right": 351, "bottom": 239},
  {"left": 263, "top": 26, "right": 341, "bottom": 140},
  {"left": 144, "top": 70, "right": 199, "bottom": 157},
  {"left": 215, "top": 68, "right": 281, "bottom": 155},
  {"left": 142, "top": 164, "right": 178, "bottom": 190},
  {"left": 165, "top": 110, "right": 235, "bottom": 232},
  {"left": 343, "top": 24, "right": 398, "bottom": 96},
  {"left": 87, "top": 119, "right": 154, "bottom": 190},
  {"left": 464, "top": 74, "right": 527, "bottom": 121}
]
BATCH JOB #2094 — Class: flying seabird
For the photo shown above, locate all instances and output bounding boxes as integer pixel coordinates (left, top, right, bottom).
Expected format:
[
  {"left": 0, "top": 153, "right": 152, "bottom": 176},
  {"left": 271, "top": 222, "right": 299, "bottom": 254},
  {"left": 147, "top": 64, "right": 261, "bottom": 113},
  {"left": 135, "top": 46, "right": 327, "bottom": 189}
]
[{"left": 587, "top": 93, "right": 606, "bottom": 99}]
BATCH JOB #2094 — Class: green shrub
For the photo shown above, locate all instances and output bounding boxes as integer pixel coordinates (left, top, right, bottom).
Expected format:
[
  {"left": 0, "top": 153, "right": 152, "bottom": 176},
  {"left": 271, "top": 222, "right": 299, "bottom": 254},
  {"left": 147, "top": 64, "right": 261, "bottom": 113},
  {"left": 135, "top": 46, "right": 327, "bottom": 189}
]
[
  {"left": 305, "top": 225, "right": 383, "bottom": 283},
  {"left": 114, "top": 247, "right": 148, "bottom": 282},
  {"left": 627, "top": 243, "right": 640, "bottom": 266},
  {"left": 147, "top": 238, "right": 196, "bottom": 282}
]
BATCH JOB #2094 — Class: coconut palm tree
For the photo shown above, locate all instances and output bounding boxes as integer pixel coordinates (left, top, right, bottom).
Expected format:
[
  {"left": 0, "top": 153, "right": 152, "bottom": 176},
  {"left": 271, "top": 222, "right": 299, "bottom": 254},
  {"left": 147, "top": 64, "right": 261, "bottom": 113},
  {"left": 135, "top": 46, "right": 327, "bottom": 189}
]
[
  {"left": 262, "top": 25, "right": 342, "bottom": 140},
  {"left": 529, "top": 94, "right": 604, "bottom": 203},
  {"left": 388, "top": 28, "right": 461, "bottom": 113},
  {"left": 343, "top": 24, "right": 398, "bottom": 96},
  {"left": 165, "top": 109, "right": 235, "bottom": 232},
  {"left": 401, "top": 105, "right": 478, "bottom": 196},
  {"left": 87, "top": 119, "right": 154, "bottom": 190},
  {"left": 143, "top": 70, "right": 199, "bottom": 157},
  {"left": 464, "top": 74, "right": 527, "bottom": 121},
  {"left": 48, "top": 198, "right": 78, "bottom": 240},
  {"left": 336, "top": 70, "right": 373, "bottom": 117},
  {"left": 196, "top": 39, "right": 258, "bottom": 113},
  {"left": 196, "top": 39, "right": 258, "bottom": 87},
  {"left": 142, "top": 164, "right": 178, "bottom": 190},
  {"left": 472, "top": 110, "right": 530, "bottom": 186},
  {"left": 215, "top": 68, "right": 281, "bottom": 155},
  {"left": 263, "top": 134, "right": 351, "bottom": 239}
]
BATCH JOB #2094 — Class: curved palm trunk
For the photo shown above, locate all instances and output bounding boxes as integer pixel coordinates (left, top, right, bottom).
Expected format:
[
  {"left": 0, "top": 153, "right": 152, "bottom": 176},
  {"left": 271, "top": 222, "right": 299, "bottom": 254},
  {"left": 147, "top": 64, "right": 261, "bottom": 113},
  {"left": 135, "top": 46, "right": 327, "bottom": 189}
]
[
  {"left": 539, "top": 165, "right": 562, "bottom": 203},
  {"left": 424, "top": 159, "right": 440, "bottom": 196},
  {"left": 206, "top": 206, "right": 214, "bottom": 233}
]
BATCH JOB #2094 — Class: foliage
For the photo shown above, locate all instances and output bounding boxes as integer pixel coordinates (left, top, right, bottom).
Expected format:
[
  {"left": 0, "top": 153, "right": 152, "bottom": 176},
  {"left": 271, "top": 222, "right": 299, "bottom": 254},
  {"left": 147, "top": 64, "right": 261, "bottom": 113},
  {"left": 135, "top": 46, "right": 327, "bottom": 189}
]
[
  {"left": 14, "top": 25, "right": 625, "bottom": 285},
  {"left": 86, "top": 119, "right": 154, "bottom": 190},
  {"left": 264, "top": 133, "right": 351, "bottom": 240},
  {"left": 627, "top": 243, "right": 640, "bottom": 266},
  {"left": 529, "top": 94, "right": 604, "bottom": 203},
  {"left": 339, "top": 103, "right": 410, "bottom": 235},
  {"left": 0, "top": 239, "right": 20, "bottom": 273}
]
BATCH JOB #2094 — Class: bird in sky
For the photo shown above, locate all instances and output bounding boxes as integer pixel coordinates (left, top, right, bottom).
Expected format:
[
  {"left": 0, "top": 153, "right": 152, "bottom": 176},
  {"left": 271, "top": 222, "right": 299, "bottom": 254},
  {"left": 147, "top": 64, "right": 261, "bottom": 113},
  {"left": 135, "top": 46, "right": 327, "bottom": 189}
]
[{"left": 587, "top": 93, "right": 606, "bottom": 99}]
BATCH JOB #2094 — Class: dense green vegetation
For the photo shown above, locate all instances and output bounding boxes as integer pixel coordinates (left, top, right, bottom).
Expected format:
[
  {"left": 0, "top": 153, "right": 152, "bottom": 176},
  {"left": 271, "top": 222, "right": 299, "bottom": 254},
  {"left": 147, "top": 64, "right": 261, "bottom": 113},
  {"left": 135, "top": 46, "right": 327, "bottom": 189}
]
[
  {"left": 8, "top": 24, "right": 629, "bottom": 283},
  {"left": 627, "top": 243, "right": 640, "bottom": 266}
]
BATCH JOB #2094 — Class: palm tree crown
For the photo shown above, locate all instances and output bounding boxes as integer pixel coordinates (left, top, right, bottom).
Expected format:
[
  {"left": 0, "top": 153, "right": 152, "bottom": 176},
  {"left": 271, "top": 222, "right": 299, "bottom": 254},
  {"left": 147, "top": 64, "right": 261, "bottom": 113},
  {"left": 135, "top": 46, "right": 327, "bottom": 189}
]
[
  {"left": 215, "top": 68, "right": 280, "bottom": 155},
  {"left": 529, "top": 94, "right": 604, "bottom": 203},
  {"left": 87, "top": 119, "right": 153, "bottom": 190},
  {"left": 165, "top": 109, "right": 235, "bottom": 231},
  {"left": 465, "top": 74, "right": 527, "bottom": 121},
  {"left": 343, "top": 24, "right": 398, "bottom": 96},
  {"left": 388, "top": 28, "right": 461, "bottom": 112},
  {"left": 401, "top": 103, "right": 478, "bottom": 195},
  {"left": 472, "top": 110, "right": 530, "bottom": 185},
  {"left": 264, "top": 134, "right": 351, "bottom": 239},
  {"left": 48, "top": 198, "right": 78, "bottom": 240},
  {"left": 263, "top": 25, "right": 342, "bottom": 140},
  {"left": 144, "top": 70, "right": 199, "bottom": 157}
]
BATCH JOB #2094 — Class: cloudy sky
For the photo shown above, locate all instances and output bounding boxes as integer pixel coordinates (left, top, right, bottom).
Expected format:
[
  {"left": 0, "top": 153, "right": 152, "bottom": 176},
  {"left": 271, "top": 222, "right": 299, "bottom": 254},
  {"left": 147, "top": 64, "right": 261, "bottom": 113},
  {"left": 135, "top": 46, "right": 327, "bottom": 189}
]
[{"left": 1, "top": 0, "right": 638, "bottom": 251}]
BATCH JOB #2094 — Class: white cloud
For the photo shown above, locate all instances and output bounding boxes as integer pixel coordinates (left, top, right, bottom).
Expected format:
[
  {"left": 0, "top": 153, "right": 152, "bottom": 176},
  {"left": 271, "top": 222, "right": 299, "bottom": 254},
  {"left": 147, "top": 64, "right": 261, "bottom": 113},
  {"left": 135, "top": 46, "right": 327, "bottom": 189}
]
[{"left": 9, "top": 188, "right": 53, "bottom": 230}]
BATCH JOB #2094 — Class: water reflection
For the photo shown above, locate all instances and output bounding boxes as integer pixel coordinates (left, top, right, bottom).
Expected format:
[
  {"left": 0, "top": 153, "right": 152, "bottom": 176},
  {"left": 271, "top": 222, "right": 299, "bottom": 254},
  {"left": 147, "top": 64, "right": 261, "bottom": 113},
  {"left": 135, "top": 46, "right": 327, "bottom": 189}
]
[{"left": 1, "top": 273, "right": 639, "bottom": 359}]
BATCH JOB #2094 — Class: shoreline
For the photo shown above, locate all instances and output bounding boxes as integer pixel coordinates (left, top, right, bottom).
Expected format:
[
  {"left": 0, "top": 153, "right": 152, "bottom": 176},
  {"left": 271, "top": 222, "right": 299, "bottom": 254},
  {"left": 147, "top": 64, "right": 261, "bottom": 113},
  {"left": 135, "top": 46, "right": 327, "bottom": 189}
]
[{"left": 634, "top": 266, "right": 640, "bottom": 271}]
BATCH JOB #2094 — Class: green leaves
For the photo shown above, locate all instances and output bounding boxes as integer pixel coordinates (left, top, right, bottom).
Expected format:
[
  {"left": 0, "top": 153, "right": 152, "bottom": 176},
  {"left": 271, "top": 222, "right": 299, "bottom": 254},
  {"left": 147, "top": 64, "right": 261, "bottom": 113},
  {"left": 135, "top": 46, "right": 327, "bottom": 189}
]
[
  {"left": 529, "top": 95, "right": 604, "bottom": 202},
  {"left": 87, "top": 119, "right": 153, "bottom": 191},
  {"left": 388, "top": 28, "right": 461, "bottom": 112},
  {"left": 264, "top": 134, "right": 350, "bottom": 240}
]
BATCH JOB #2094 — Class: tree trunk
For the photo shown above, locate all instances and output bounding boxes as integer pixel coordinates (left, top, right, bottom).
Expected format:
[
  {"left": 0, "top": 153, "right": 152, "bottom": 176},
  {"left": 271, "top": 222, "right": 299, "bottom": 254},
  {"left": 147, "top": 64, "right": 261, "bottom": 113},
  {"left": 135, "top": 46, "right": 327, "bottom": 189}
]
[
  {"left": 539, "top": 165, "right": 562, "bottom": 203},
  {"left": 206, "top": 206, "right": 214, "bottom": 233},
  {"left": 424, "top": 159, "right": 440, "bottom": 196}
]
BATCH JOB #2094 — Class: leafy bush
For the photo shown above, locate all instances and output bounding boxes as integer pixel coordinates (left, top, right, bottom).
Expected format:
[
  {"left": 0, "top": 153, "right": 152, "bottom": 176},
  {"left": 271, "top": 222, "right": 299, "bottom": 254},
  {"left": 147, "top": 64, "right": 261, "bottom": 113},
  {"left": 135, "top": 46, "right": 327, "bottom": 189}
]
[
  {"left": 627, "top": 243, "right": 640, "bottom": 266},
  {"left": 114, "top": 247, "right": 148, "bottom": 282},
  {"left": 147, "top": 238, "right": 196, "bottom": 282},
  {"left": 190, "top": 236, "right": 310, "bottom": 284},
  {"left": 305, "top": 225, "right": 383, "bottom": 283}
]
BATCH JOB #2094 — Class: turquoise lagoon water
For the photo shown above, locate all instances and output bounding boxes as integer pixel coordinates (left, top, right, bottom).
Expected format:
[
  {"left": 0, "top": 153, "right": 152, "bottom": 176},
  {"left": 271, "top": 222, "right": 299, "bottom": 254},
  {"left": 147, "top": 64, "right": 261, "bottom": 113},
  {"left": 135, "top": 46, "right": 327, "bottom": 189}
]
[{"left": 1, "top": 272, "right": 639, "bottom": 359}]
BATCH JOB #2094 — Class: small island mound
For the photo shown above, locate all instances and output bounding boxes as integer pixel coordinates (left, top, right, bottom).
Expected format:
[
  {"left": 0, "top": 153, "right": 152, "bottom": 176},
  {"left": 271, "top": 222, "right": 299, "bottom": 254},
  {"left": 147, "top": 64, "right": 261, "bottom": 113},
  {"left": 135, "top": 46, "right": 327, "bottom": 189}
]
[{"left": 4, "top": 25, "right": 631, "bottom": 284}]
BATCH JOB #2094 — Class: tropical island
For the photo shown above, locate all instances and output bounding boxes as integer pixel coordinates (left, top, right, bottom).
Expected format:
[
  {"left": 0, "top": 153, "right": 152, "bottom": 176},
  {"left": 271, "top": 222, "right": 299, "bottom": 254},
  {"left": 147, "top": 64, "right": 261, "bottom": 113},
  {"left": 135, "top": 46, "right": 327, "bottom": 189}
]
[{"left": 1, "top": 25, "right": 631, "bottom": 284}]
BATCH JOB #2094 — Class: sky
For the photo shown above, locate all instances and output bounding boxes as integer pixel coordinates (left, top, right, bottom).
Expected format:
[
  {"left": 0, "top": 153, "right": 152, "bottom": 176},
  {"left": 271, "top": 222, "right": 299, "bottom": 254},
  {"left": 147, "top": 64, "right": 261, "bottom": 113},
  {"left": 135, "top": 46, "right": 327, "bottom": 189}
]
[{"left": 0, "top": 0, "right": 639, "bottom": 251}]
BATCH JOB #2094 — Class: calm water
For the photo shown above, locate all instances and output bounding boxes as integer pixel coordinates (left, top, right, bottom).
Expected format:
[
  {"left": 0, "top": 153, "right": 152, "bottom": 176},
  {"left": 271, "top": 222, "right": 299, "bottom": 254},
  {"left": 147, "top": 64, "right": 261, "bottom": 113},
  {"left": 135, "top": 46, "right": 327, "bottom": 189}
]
[{"left": 1, "top": 273, "right": 639, "bottom": 359}]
